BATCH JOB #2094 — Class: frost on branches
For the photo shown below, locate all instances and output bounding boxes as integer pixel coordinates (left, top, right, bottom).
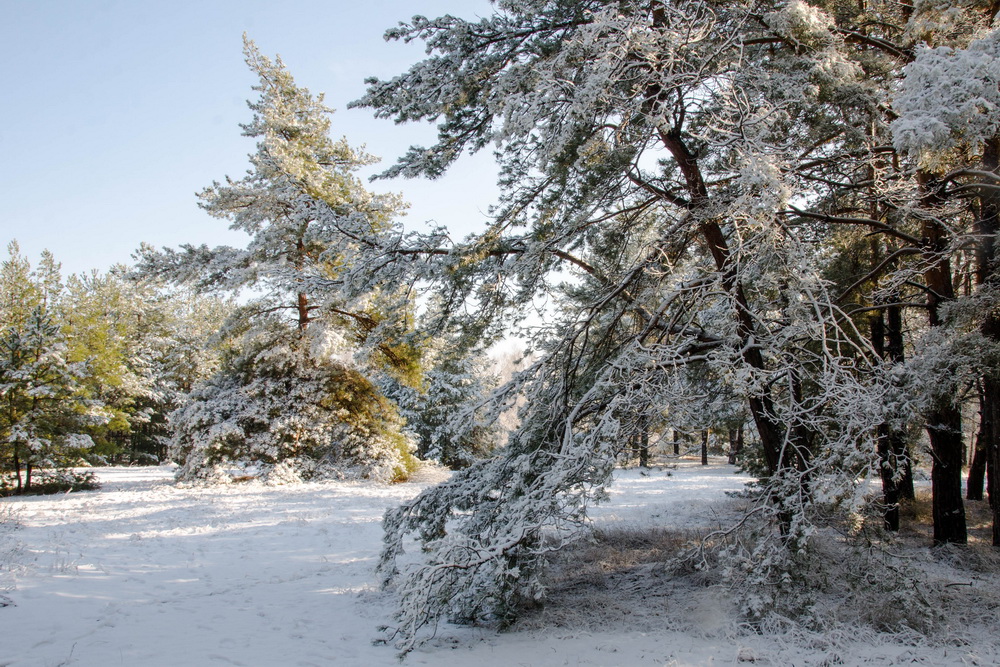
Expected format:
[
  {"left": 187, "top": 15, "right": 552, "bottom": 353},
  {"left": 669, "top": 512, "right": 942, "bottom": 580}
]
[
  {"left": 169, "top": 321, "right": 413, "bottom": 484},
  {"left": 350, "top": 0, "right": 953, "bottom": 652},
  {"left": 892, "top": 32, "right": 1000, "bottom": 170},
  {"left": 382, "top": 334, "right": 501, "bottom": 469},
  {"left": 0, "top": 243, "right": 105, "bottom": 493},
  {"left": 138, "top": 38, "right": 417, "bottom": 483}
]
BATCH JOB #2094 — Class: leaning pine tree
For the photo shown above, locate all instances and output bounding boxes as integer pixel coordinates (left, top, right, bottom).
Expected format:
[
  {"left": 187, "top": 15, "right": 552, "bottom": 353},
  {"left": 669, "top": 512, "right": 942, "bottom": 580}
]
[
  {"left": 344, "top": 0, "right": 991, "bottom": 651},
  {"left": 138, "top": 38, "right": 417, "bottom": 484}
]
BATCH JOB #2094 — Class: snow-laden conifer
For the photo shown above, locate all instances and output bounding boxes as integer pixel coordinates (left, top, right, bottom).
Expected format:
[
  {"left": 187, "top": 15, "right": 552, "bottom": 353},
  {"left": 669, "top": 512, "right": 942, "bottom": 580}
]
[
  {"left": 0, "top": 243, "right": 106, "bottom": 492},
  {"left": 138, "top": 38, "right": 417, "bottom": 482},
  {"left": 352, "top": 0, "right": 934, "bottom": 650}
]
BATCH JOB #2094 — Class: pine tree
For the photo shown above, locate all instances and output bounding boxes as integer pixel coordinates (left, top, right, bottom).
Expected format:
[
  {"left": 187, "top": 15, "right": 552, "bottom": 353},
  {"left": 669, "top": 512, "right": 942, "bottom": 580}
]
[
  {"left": 352, "top": 1, "right": 904, "bottom": 649},
  {"left": 0, "top": 243, "right": 101, "bottom": 493},
  {"left": 385, "top": 334, "right": 500, "bottom": 469},
  {"left": 137, "top": 38, "right": 417, "bottom": 482}
]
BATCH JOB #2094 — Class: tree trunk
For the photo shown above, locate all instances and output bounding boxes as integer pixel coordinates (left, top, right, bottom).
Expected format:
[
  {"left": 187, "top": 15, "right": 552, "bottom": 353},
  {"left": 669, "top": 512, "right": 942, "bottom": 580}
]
[
  {"left": 885, "top": 301, "right": 916, "bottom": 501},
  {"left": 975, "top": 138, "right": 1000, "bottom": 546},
  {"left": 639, "top": 416, "right": 650, "bottom": 468},
  {"left": 631, "top": 416, "right": 650, "bottom": 467},
  {"left": 701, "top": 429, "right": 708, "bottom": 466},
  {"left": 295, "top": 237, "right": 311, "bottom": 331},
  {"left": 967, "top": 445, "right": 987, "bottom": 501},
  {"left": 297, "top": 292, "right": 310, "bottom": 331},
  {"left": 658, "top": 127, "right": 793, "bottom": 480},
  {"left": 871, "top": 311, "right": 898, "bottom": 529},
  {"left": 984, "top": 375, "right": 1000, "bottom": 545},
  {"left": 672, "top": 429, "right": 680, "bottom": 456},
  {"left": 877, "top": 425, "right": 901, "bottom": 531},
  {"left": 928, "top": 406, "right": 968, "bottom": 544},
  {"left": 871, "top": 308, "right": 907, "bottom": 530},
  {"left": 968, "top": 404, "right": 988, "bottom": 501},
  {"left": 920, "top": 172, "right": 967, "bottom": 544},
  {"left": 13, "top": 449, "right": 22, "bottom": 493}
]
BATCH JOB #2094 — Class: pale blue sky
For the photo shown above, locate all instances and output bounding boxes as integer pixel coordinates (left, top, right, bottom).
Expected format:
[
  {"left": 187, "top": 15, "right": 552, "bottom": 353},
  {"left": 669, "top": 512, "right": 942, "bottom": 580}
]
[{"left": 1, "top": 0, "right": 497, "bottom": 276}]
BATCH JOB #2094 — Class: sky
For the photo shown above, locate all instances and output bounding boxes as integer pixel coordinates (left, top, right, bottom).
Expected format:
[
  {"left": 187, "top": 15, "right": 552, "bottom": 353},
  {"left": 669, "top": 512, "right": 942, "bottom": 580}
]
[{"left": 1, "top": 0, "right": 499, "bottom": 277}]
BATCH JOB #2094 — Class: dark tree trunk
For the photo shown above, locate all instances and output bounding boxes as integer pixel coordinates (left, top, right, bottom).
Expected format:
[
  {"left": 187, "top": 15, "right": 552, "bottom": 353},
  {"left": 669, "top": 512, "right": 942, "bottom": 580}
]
[
  {"left": 984, "top": 376, "right": 1000, "bottom": 545},
  {"left": 728, "top": 429, "right": 738, "bottom": 465},
  {"left": 968, "top": 405, "right": 988, "bottom": 501},
  {"left": 701, "top": 429, "right": 708, "bottom": 466},
  {"left": 297, "top": 292, "right": 310, "bottom": 331},
  {"left": 885, "top": 301, "right": 916, "bottom": 501},
  {"left": 632, "top": 416, "right": 649, "bottom": 468},
  {"left": 927, "top": 405, "right": 968, "bottom": 544},
  {"left": 920, "top": 172, "right": 968, "bottom": 544},
  {"left": 672, "top": 429, "right": 680, "bottom": 456},
  {"left": 639, "top": 415, "right": 650, "bottom": 468},
  {"left": 295, "top": 237, "right": 312, "bottom": 332},
  {"left": 967, "top": 446, "right": 987, "bottom": 501},
  {"left": 871, "top": 307, "right": 907, "bottom": 530},
  {"left": 975, "top": 138, "right": 1000, "bottom": 546},
  {"left": 25, "top": 461, "right": 32, "bottom": 493},
  {"left": 877, "top": 425, "right": 901, "bottom": 531},
  {"left": 871, "top": 311, "right": 898, "bottom": 529},
  {"left": 13, "top": 449, "right": 22, "bottom": 493}
]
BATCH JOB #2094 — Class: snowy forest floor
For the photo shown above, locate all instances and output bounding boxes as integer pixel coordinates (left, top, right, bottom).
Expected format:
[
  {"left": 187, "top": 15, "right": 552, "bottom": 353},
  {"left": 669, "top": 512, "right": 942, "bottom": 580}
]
[{"left": 1, "top": 461, "right": 999, "bottom": 666}]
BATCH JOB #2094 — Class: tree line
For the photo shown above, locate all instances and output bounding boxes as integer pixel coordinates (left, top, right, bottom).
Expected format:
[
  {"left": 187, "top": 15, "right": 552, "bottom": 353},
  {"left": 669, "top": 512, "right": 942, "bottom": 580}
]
[{"left": 0, "top": 242, "right": 231, "bottom": 492}]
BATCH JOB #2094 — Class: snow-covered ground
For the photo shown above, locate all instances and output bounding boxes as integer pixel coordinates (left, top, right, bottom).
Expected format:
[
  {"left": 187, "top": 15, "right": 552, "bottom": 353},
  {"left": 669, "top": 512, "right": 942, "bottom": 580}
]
[{"left": 1, "top": 462, "right": 997, "bottom": 666}]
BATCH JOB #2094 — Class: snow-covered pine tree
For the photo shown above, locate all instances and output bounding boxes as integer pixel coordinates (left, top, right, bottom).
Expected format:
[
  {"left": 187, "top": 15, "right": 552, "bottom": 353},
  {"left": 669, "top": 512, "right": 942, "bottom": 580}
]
[
  {"left": 383, "top": 331, "right": 500, "bottom": 469},
  {"left": 888, "top": 9, "right": 1000, "bottom": 546},
  {"left": 169, "top": 317, "right": 413, "bottom": 483},
  {"left": 351, "top": 0, "right": 925, "bottom": 650},
  {"left": 137, "top": 38, "right": 417, "bottom": 483},
  {"left": 0, "top": 242, "right": 103, "bottom": 493}
]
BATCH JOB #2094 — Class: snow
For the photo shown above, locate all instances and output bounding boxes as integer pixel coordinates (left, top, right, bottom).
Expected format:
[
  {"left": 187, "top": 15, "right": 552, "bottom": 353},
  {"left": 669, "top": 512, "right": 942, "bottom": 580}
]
[{"left": 0, "top": 462, "right": 996, "bottom": 666}]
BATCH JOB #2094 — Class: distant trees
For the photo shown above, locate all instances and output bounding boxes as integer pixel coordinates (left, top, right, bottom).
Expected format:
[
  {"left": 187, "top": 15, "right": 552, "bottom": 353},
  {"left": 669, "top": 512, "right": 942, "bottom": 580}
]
[
  {"left": 0, "top": 241, "right": 231, "bottom": 491},
  {"left": 59, "top": 268, "right": 231, "bottom": 464},
  {"left": 385, "top": 335, "right": 500, "bottom": 469},
  {"left": 0, "top": 243, "right": 99, "bottom": 492}
]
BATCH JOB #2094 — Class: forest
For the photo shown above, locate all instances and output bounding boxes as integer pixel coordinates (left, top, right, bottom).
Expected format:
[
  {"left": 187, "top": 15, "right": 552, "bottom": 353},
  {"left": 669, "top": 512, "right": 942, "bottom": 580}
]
[{"left": 5, "top": 0, "right": 1000, "bottom": 661}]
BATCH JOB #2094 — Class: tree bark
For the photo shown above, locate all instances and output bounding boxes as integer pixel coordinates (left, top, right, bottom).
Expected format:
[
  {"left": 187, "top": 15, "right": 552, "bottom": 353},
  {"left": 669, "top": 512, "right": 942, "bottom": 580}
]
[
  {"left": 928, "top": 405, "right": 968, "bottom": 544},
  {"left": 639, "top": 415, "right": 650, "bottom": 468},
  {"left": 968, "top": 405, "right": 988, "bottom": 501},
  {"left": 920, "top": 172, "right": 968, "bottom": 544},
  {"left": 886, "top": 300, "right": 916, "bottom": 501},
  {"left": 974, "top": 138, "right": 1000, "bottom": 545},
  {"left": 13, "top": 449, "right": 22, "bottom": 493},
  {"left": 871, "top": 305, "right": 909, "bottom": 530}
]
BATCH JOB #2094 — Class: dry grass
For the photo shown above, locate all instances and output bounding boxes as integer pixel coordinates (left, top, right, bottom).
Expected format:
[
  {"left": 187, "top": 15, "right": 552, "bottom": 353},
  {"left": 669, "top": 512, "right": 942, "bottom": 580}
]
[
  {"left": 512, "top": 525, "right": 715, "bottom": 633},
  {"left": 513, "top": 487, "right": 1000, "bottom": 649},
  {"left": 898, "top": 488, "right": 999, "bottom": 547}
]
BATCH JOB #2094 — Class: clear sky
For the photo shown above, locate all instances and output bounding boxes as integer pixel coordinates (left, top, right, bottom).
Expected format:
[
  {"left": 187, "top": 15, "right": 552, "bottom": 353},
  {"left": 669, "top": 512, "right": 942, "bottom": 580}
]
[{"left": 1, "top": 0, "right": 498, "bottom": 276}]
